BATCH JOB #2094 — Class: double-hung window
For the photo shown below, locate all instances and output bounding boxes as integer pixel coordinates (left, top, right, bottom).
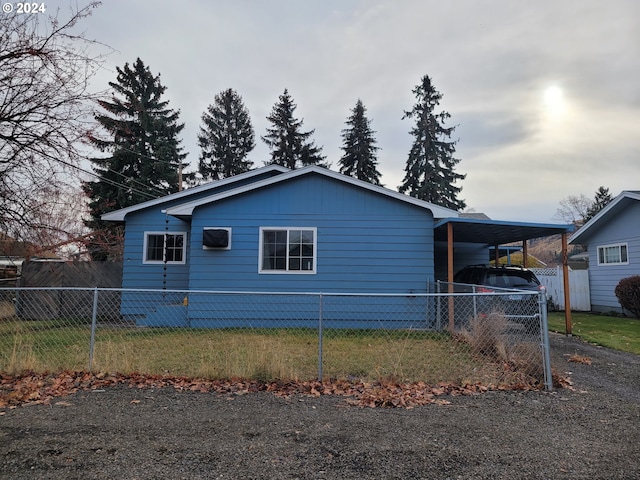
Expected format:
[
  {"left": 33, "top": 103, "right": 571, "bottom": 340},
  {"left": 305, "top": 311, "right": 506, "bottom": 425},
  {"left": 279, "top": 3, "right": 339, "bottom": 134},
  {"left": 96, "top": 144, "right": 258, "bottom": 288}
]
[
  {"left": 259, "top": 227, "right": 316, "bottom": 273},
  {"left": 144, "top": 232, "right": 186, "bottom": 264},
  {"left": 597, "top": 243, "right": 628, "bottom": 266}
]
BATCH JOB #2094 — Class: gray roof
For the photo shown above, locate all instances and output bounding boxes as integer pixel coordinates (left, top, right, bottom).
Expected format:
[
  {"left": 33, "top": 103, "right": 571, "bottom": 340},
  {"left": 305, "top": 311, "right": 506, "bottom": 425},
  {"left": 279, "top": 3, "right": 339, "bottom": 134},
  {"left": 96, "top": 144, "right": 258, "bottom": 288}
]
[{"left": 460, "top": 212, "right": 491, "bottom": 220}]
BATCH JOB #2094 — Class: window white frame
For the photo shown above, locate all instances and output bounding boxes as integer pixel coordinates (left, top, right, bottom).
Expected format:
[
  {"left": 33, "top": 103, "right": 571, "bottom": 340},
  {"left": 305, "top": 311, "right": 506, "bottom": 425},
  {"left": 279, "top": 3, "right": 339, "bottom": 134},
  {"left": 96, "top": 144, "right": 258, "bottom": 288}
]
[
  {"left": 596, "top": 243, "right": 629, "bottom": 266},
  {"left": 143, "top": 231, "right": 187, "bottom": 264},
  {"left": 258, "top": 227, "right": 317, "bottom": 274}
]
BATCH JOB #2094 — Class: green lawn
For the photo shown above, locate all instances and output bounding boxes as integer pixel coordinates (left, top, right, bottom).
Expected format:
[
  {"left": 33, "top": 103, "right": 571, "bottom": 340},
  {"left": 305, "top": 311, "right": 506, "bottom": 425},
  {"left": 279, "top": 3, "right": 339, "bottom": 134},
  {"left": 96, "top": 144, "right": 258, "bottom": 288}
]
[{"left": 548, "top": 312, "right": 640, "bottom": 355}]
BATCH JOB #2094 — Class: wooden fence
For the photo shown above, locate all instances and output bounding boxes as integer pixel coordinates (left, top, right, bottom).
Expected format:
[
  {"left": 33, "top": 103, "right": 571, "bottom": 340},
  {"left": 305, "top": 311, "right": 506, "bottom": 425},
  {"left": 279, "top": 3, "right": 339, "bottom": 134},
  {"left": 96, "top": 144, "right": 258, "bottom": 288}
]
[
  {"left": 531, "top": 267, "right": 590, "bottom": 311},
  {"left": 15, "top": 261, "right": 122, "bottom": 320},
  {"left": 18, "top": 261, "right": 122, "bottom": 288}
]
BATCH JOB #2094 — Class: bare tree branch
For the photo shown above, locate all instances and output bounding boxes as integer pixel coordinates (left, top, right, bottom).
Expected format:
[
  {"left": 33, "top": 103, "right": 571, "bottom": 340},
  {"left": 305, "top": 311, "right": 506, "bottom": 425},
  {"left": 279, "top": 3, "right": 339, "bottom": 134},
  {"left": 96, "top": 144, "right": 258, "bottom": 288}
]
[
  {"left": 0, "top": 2, "right": 109, "bottom": 251},
  {"left": 553, "top": 194, "right": 591, "bottom": 226}
]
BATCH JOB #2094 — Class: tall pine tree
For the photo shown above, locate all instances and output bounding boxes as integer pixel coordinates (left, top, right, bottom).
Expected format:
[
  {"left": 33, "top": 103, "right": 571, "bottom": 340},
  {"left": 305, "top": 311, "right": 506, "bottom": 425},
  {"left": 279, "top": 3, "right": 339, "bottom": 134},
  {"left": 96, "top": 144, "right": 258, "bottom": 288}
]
[
  {"left": 399, "top": 75, "right": 466, "bottom": 210},
  {"left": 198, "top": 88, "right": 255, "bottom": 181},
  {"left": 261, "top": 89, "right": 326, "bottom": 169},
  {"left": 83, "top": 58, "right": 187, "bottom": 259},
  {"left": 584, "top": 186, "right": 613, "bottom": 222},
  {"left": 339, "top": 99, "right": 382, "bottom": 185}
]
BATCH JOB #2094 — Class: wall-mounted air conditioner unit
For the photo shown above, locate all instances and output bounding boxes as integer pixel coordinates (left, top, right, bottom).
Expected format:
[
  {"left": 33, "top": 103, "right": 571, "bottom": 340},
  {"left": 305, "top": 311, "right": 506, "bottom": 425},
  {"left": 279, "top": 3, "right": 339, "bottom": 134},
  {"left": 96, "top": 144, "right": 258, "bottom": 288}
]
[{"left": 203, "top": 228, "right": 231, "bottom": 250}]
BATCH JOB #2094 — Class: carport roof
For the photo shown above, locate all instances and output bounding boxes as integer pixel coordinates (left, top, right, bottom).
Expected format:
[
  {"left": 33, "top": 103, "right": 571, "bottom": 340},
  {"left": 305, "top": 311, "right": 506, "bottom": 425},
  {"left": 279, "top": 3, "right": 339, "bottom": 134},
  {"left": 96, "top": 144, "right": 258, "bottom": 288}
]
[{"left": 434, "top": 217, "right": 575, "bottom": 245}]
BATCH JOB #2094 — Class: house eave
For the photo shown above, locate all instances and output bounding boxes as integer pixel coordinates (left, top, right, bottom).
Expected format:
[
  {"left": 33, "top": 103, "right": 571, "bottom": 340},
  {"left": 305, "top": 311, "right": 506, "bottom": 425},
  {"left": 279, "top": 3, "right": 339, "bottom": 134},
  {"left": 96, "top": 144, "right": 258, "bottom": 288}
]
[
  {"left": 100, "top": 165, "right": 290, "bottom": 222},
  {"left": 569, "top": 190, "right": 640, "bottom": 245},
  {"left": 166, "top": 166, "right": 460, "bottom": 219}
]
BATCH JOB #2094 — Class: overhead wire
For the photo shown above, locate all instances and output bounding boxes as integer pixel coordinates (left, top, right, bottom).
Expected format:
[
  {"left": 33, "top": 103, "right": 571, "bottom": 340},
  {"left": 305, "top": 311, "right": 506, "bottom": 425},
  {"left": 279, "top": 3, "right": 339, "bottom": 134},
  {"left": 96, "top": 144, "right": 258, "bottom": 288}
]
[{"left": 55, "top": 157, "right": 159, "bottom": 201}]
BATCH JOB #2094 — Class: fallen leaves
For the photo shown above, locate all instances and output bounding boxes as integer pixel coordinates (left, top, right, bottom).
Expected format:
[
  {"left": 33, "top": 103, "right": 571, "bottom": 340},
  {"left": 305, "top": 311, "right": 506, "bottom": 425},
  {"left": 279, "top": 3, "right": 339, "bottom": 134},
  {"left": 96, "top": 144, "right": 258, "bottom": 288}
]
[
  {"left": 552, "top": 372, "right": 574, "bottom": 390},
  {"left": 567, "top": 354, "right": 592, "bottom": 365},
  {"left": 0, "top": 370, "right": 547, "bottom": 410}
]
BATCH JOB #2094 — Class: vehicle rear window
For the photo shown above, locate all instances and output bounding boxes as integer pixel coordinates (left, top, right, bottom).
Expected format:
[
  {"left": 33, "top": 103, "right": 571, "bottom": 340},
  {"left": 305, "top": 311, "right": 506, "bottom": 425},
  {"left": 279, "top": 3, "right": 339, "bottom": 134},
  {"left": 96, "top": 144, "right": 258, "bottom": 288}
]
[{"left": 487, "top": 272, "right": 539, "bottom": 288}]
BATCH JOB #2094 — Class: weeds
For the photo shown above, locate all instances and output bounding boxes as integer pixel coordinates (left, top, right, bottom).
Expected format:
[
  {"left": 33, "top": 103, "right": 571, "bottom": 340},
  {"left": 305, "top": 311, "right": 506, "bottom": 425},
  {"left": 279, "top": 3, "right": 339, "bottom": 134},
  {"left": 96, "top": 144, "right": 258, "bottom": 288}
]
[
  {"left": 458, "top": 311, "right": 509, "bottom": 360},
  {"left": 456, "top": 311, "right": 544, "bottom": 382},
  {"left": 1, "top": 320, "right": 546, "bottom": 388}
]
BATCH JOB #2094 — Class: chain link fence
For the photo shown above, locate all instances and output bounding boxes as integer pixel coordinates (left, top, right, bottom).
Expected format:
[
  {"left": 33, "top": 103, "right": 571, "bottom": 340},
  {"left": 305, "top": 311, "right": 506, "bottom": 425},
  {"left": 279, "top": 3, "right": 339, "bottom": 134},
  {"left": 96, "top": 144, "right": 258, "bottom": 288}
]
[{"left": 0, "top": 285, "right": 552, "bottom": 390}]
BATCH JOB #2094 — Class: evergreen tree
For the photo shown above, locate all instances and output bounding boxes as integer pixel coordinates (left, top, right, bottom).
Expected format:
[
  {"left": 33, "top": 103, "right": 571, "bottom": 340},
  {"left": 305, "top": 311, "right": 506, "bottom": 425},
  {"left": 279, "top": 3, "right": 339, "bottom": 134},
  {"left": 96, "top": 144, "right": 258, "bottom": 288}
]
[
  {"left": 585, "top": 186, "right": 613, "bottom": 222},
  {"left": 399, "top": 75, "right": 466, "bottom": 210},
  {"left": 339, "top": 99, "right": 382, "bottom": 185},
  {"left": 198, "top": 88, "right": 255, "bottom": 181},
  {"left": 261, "top": 89, "right": 326, "bottom": 169},
  {"left": 83, "top": 58, "right": 187, "bottom": 259}
]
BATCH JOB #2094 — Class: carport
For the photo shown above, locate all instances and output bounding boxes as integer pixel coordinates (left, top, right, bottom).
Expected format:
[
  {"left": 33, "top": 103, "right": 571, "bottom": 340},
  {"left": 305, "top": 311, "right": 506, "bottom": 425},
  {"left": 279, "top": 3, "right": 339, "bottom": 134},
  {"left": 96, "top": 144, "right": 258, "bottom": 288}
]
[{"left": 434, "top": 217, "right": 576, "bottom": 333}]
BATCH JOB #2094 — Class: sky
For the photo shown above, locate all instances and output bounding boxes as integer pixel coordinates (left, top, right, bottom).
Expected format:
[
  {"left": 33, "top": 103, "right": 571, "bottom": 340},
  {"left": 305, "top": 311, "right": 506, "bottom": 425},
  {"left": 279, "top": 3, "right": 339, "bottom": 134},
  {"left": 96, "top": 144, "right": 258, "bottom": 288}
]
[{"left": 51, "top": 0, "right": 639, "bottom": 223}]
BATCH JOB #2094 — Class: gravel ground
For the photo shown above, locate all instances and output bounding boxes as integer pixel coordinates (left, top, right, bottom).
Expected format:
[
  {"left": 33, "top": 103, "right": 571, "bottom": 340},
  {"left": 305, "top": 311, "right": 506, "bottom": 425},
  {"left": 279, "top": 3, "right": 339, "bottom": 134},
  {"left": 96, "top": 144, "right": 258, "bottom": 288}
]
[{"left": 1, "top": 332, "right": 639, "bottom": 480}]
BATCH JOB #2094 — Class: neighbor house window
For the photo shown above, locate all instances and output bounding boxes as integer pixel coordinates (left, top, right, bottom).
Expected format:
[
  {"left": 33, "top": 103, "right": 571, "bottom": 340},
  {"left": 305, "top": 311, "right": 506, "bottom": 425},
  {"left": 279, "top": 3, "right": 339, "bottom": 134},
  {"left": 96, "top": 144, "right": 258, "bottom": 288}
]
[
  {"left": 597, "top": 243, "right": 628, "bottom": 265},
  {"left": 259, "top": 227, "right": 316, "bottom": 273},
  {"left": 144, "top": 232, "right": 186, "bottom": 264}
]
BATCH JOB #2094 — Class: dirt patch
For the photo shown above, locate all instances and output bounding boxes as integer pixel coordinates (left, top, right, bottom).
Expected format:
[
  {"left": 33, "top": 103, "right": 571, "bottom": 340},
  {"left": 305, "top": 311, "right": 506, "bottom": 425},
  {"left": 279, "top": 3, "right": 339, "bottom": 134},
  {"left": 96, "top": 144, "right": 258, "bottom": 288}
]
[{"left": 1, "top": 333, "right": 639, "bottom": 479}]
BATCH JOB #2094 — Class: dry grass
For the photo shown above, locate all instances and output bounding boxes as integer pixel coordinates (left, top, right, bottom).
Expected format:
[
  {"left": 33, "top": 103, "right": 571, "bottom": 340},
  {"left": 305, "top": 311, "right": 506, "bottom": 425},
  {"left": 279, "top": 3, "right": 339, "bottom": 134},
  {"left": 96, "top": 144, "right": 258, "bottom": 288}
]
[
  {"left": 0, "top": 301, "right": 15, "bottom": 319},
  {"left": 6, "top": 334, "right": 38, "bottom": 374},
  {"left": 90, "top": 330, "right": 319, "bottom": 381},
  {"left": 457, "top": 311, "right": 509, "bottom": 359},
  {"left": 456, "top": 311, "right": 544, "bottom": 382},
  {"left": 0, "top": 319, "right": 546, "bottom": 387}
]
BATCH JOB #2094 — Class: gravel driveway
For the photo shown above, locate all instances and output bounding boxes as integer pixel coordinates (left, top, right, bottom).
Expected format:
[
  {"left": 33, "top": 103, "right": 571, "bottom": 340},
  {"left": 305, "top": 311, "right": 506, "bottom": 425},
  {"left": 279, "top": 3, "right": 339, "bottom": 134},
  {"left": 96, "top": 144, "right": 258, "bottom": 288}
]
[{"left": 1, "top": 332, "right": 639, "bottom": 479}]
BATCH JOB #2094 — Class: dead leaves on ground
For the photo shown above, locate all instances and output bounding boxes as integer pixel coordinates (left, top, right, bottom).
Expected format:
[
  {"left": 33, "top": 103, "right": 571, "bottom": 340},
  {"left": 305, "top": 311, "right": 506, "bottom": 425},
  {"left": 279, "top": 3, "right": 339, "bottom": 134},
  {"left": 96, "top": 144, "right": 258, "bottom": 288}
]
[
  {"left": 567, "top": 354, "right": 592, "bottom": 365},
  {"left": 0, "top": 370, "right": 547, "bottom": 410}
]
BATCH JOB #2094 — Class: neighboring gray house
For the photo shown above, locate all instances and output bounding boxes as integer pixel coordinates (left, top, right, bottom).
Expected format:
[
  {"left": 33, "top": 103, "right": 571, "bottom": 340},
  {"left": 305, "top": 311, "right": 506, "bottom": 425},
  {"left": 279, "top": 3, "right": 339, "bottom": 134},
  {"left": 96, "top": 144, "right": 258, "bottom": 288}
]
[{"left": 569, "top": 190, "right": 640, "bottom": 314}]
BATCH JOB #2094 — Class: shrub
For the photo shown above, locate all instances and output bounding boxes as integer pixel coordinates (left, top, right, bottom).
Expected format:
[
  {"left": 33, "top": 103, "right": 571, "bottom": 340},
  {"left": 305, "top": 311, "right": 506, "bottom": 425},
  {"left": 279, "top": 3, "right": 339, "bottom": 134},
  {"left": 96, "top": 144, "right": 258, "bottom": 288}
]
[
  {"left": 614, "top": 276, "right": 640, "bottom": 318},
  {"left": 458, "top": 311, "right": 508, "bottom": 359}
]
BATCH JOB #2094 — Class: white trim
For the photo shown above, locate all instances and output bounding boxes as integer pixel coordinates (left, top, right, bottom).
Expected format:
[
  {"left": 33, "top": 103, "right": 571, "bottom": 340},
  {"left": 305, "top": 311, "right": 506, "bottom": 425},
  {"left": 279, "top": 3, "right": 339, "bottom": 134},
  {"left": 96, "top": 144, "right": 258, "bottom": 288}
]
[
  {"left": 570, "top": 190, "right": 640, "bottom": 244},
  {"left": 258, "top": 227, "right": 317, "bottom": 274},
  {"left": 101, "top": 165, "right": 289, "bottom": 222},
  {"left": 596, "top": 242, "right": 629, "bottom": 266},
  {"left": 166, "top": 166, "right": 459, "bottom": 219},
  {"left": 143, "top": 231, "right": 187, "bottom": 265}
]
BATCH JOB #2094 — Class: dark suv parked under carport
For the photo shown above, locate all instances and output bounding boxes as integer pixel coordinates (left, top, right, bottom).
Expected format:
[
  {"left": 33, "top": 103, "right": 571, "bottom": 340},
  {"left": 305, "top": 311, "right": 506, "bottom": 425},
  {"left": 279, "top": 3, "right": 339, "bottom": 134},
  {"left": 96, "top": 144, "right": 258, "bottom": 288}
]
[
  {"left": 453, "top": 265, "right": 544, "bottom": 293},
  {"left": 453, "top": 265, "right": 545, "bottom": 319}
]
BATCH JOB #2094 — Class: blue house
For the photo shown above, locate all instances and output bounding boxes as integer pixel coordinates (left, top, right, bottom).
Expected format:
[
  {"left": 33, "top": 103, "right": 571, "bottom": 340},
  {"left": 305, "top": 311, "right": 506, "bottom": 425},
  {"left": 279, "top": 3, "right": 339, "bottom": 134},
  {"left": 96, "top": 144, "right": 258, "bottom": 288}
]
[
  {"left": 569, "top": 190, "right": 640, "bottom": 314},
  {"left": 103, "top": 165, "right": 573, "bottom": 327}
]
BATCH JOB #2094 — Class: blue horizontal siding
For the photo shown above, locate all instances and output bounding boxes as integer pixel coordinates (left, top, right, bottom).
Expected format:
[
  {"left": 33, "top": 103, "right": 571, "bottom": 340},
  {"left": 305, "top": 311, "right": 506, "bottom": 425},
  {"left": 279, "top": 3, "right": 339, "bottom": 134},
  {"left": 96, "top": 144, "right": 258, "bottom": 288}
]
[
  {"left": 119, "top": 169, "right": 287, "bottom": 292},
  {"left": 585, "top": 203, "right": 640, "bottom": 311},
  {"left": 120, "top": 290, "right": 185, "bottom": 319},
  {"left": 119, "top": 172, "right": 441, "bottom": 325},
  {"left": 121, "top": 209, "right": 190, "bottom": 291},
  {"left": 188, "top": 174, "right": 435, "bottom": 294},
  {"left": 185, "top": 293, "right": 434, "bottom": 329}
]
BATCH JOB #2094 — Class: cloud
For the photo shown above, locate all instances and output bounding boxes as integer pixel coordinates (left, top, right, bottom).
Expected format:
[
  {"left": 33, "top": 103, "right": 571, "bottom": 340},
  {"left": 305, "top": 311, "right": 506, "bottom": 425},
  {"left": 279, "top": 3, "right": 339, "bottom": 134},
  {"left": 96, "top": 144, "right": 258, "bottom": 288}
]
[{"left": 61, "top": 0, "right": 640, "bottom": 223}]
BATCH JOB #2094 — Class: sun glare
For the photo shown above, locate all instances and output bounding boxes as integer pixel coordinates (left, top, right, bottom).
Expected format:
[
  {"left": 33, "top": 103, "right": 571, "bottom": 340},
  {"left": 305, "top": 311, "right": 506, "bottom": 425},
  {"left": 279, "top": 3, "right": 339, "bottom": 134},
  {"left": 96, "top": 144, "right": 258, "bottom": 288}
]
[{"left": 543, "top": 86, "right": 566, "bottom": 115}]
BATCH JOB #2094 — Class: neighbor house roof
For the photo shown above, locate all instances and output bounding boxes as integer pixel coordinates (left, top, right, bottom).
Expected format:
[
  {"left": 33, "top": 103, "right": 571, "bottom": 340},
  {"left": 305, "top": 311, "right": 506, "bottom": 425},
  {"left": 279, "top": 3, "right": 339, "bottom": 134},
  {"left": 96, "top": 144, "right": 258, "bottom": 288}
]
[
  {"left": 569, "top": 190, "right": 640, "bottom": 245},
  {"left": 459, "top": 212, "right": 491, "bottom": 220},
  {"left": 165, "top": 165, "right": 460, "bottom": 219},
  {"left": 101, "top": 165, "right": 290, "bottom": 222}
]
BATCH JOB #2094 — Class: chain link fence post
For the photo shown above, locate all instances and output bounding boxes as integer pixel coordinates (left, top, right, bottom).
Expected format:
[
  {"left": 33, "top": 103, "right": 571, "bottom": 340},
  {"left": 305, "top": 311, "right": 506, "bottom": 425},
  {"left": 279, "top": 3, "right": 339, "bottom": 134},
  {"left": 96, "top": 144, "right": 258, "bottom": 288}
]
[
  {"left": 88, "top": 287, "right": 99, "bottom": 371},
  {"left": 539, "top": 289, "right": 553, "bottom": 391},
  {"left": 317, "top": 293, "right": 323, "bottom": 381},
  {"left": 436, "top": 281, "right": 442, "bottom": 330},
  {"left": 0, "top": 286, "right": 551, "bottom": 388}
]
